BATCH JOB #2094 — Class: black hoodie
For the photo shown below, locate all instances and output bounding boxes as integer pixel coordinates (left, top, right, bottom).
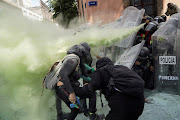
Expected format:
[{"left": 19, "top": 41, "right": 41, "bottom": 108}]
[{"left": 89, "top": 57, "right": 144, "bottom": 100}]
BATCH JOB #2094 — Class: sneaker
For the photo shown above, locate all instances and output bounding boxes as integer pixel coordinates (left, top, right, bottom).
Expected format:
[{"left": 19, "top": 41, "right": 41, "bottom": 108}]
[{"left": 89, "top": 113, "right": 105, "bottom": 120}]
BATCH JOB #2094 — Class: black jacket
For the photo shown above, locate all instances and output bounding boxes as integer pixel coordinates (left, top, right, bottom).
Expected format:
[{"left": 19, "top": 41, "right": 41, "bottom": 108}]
[{"left": 89, "top": 58, "right": 144, "bottom": 100}]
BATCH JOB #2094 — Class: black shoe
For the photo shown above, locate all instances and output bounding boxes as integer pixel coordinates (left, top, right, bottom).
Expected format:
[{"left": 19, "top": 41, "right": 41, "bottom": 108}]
[
  {"left": 89, "top": 113, "right": 105, "bottom": 120},
  {"left": 84, "top": 112, "right": 90, "bottom": 117},
  {"left": 63, "top": 113, "right": 69, "bottom": 119}
]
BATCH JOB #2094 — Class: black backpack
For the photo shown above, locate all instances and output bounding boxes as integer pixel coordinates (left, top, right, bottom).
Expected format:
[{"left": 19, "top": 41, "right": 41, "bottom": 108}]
[{"left": 105, "top": 65, "right": 144, "bottom": 99}]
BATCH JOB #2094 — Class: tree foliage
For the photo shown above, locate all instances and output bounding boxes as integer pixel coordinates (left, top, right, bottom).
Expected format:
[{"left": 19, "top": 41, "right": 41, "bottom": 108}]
[{"left": 48, "top": 0, "right": 78, "bottom": 28}]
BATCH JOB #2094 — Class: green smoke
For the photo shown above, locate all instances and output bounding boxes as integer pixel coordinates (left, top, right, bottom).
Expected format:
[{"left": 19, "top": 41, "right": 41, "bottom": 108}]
[{"left": 0, "top": 1, "right": 143, "bottom": 120}]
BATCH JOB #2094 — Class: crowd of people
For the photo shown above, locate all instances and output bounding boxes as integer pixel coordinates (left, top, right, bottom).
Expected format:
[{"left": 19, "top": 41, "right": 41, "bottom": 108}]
[
  {"left": 132, "top": 2, "right": 180, "bottom": 90},
  {"left": 43, "top": 3, "right": 179, "bottom": 120},
  {"left": 44, "top": 42, "right": 145, "bottom": 120}
]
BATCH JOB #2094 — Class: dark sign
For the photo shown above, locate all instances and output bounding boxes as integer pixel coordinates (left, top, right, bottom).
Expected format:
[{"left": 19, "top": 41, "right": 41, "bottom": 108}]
[{"left": 89, "top": 1, "right": 97, "bottom": 6}]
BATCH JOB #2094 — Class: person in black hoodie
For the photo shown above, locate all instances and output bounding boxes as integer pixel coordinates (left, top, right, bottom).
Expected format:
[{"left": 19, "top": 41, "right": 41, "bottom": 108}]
[
  {"left": 88, "top": 57, "right": 145, "bottom": 120},
  {"left": 55, "top": 42, "right": 104, "bottom": 120}
]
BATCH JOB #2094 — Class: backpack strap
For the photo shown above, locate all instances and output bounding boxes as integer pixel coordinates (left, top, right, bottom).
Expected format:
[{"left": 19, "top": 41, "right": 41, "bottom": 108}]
[
  {"left": 61, "top": 54, "right": 80, "bottom": 71},
  {"left": 41, "top": 54, "right": 80, "bottom": 96},
  {"left": 107, "top": 77, "right": 115, "bottom": 91}
]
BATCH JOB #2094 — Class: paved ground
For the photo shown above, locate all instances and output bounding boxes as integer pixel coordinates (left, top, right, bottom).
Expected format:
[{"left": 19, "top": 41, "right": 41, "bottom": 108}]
[
  {"left": 73, "top": 89, "right": 180, "bottom": 120},
  {"left": 139, "top": 90, "right": 180, "bottom": 120}
]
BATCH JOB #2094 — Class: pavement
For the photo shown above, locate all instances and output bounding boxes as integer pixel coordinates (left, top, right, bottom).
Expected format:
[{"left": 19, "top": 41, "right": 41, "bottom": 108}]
[
  {"left": 139, "top": 89, "right": 180, "bottom": 120},
  {"left": 72, "top": 89, "right": 180, "bottom": 120}
]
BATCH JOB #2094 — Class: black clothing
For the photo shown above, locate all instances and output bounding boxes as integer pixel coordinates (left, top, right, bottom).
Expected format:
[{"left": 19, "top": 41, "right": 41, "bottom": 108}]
[
  {"left": 96, "top": 57, "right": 113, "bottom": 69},
  {"left": 56, "top": 85, "right": 97, "bottom": 120},
  {"left": 88, "top": 57, "right": 145, "bottom": 120},
  {"left": 56, "top": 42, "right": 96, "bottom": 120},
  {"left": 105, "top": 65, "right": 145, "bottom": 99},
  {"left": 90, "top": 65, "right": 144, "bottom": 100},
  {"left": 106, "top": 92, "right": 144, "bottom": 120},
  {"left": 132, "top": 63, "right": 149, "bottom": 79},
  {"left": 133, "top": 47, "right": 155, "bottom": 90},
  {"left": 143, "top": 70, "right": 155, "bottom": 90},
  {"left": 56, "top": 95, "right": 63, "bottom": 120}
]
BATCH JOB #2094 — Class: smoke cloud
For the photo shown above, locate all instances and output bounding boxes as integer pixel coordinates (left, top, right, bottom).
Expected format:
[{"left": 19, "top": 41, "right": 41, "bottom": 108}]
[{"left": 0, "top": 1, "right": 143, "bottom": 120}]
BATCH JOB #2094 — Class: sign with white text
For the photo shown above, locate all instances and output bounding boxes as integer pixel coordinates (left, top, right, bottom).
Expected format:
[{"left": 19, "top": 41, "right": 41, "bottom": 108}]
[
  {"left": 89, "top": 1, "right": 97, "bottom": 6},
  {"left": 159, "top": 56, "right": 176, "bottom": 65},
  {"left": 159, "top": 75, "right": 178, "bottom": 81}
]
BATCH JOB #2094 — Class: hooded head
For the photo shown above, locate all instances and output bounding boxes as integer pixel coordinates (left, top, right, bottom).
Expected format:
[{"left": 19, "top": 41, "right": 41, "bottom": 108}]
[
  {"left": 96, "top": 57, "right": 113, "bottom": 69},
  {"left": 80, "top": 42, "right": 90, "bottom": 52},
  {"left": 67, "top": 42, "right": 92, "bottom": 76},
  {"left": 67, "top": 42, "right": 92, "bottom": 64},
  {"left": 167, "top": 3, "right": 173, "bottom": 9},
  {"left": 79, "top": 42, "right": 92, "bottom": 64}
]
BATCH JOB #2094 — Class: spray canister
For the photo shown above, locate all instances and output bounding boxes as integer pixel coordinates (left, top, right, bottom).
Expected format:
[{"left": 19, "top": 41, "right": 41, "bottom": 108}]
[{"left": 70, "top": 96, "right": 82, "bottom": 109}]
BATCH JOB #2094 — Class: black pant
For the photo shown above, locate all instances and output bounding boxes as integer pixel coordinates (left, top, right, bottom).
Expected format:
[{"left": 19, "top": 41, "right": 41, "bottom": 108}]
[
  {"left": 56, "top": 95, "right": 63, "bottom": 120},
  {"left": 56, "top": 85, "right": 97, "bottom": 120},
  {"left": 106, "top": 92, "right": 144, "bottom": 120},
  {"left": 82, "top": 98, "right": 89, "bottom": 115},
  {"left": 144, "top": 70, "right": 155, "bottom": 90}
]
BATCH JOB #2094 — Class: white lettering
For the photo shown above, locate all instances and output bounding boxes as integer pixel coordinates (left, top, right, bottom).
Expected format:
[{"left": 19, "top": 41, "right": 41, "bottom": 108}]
[
  {"left": 159, "top": 56, "right": 176, "bottom": 65},
  {"left": 159, "top": 75, "right": 178, "bottom": 81},
  {"left": 89, "top": 1, "right": 97, "bottom": 5},
  {"left": 124, "top": 21, "right": 136, "bottom": 27}
]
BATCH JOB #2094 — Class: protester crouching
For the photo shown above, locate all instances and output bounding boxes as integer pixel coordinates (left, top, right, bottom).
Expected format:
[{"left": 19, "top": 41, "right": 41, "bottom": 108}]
[{"left": 88, "top": 57, "right": 145, "bottom": 120}]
